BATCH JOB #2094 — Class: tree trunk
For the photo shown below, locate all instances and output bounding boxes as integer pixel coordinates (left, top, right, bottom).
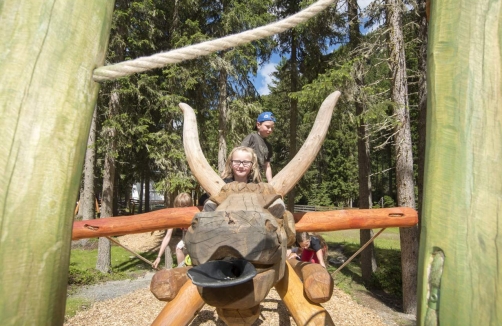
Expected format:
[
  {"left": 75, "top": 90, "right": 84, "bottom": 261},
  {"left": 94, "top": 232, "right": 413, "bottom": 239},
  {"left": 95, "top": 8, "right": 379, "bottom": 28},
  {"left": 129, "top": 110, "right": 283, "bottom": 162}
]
[
  {"left": 386, "top": 0, "right": 419, "bottom": 314},
  {"left": 416, "top": 0, "right": 428, "bottom": 241},
  {"left": 418, "top": 1, "right": 502, "bottom": 324},
  {"left": 164, "top": 246, "right": 174, "bottom": 269},
  {"left": 348, "top": 0, "right": 377, "bottom": 281},
  {"left": 139, "top": 174, "right": 144, "bottom": 213},
  {"left": 217, "top": 67, "right": 228, "bottom": 175},
  {"left": 0, "top": 1, "right": 114, "bottom": 323},
  {"left": 78, "top": 106, "right": 98, "bottom": 246},
  {"left": 96, "top": 90, "right": 119, "bottom": 274},
  {"left": 287, "top": 30, "right": 299, "bottom": 212},
  {"left": 144, "top": 165, "right": 151, "bottom": 213}
]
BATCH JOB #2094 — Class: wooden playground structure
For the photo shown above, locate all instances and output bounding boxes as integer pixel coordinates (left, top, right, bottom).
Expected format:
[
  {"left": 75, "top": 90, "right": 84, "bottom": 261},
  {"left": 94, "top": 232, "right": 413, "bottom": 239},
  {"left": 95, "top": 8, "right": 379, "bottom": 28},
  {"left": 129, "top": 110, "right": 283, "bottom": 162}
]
[{"left": 1, "top": 0, "right": 501, "bottom": 325}]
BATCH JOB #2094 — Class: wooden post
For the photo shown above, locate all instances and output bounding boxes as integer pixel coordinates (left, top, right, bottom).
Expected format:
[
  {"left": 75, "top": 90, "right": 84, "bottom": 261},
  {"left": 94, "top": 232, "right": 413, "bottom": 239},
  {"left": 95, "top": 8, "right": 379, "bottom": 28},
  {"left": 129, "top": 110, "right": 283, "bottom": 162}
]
[
  {"left": 418, "top": 1, "right": 502, "bottom": 324},
  {"left": 0, "top": 1, "right": 114, "bottom": 324}
]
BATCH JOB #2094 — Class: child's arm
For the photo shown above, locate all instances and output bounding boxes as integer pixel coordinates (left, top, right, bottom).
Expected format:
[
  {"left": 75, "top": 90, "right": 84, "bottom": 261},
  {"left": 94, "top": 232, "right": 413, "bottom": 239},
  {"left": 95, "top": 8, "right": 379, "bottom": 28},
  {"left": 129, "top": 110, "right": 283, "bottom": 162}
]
[
  {"left": 316, "top": 249, "right": 326, "bottom": 268},
  {"left": 152, "top": 229, "right": 174, "bottom": 268},
  {"left": 264, "top": 161, "right": 273, "bottom": 182}
]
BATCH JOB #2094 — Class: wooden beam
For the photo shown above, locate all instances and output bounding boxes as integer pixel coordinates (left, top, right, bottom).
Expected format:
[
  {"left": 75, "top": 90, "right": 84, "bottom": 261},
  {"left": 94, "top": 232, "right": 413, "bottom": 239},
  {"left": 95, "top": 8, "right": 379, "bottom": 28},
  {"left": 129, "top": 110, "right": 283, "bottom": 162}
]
[
  {"left": 275, "top": 261, "right": 335, "bottom": 326},
  {"left": 418, "top": 0, "right": 502, "bottom": 324},
  {"left": 294, "top": 207, "right": 417, "bottom": 232},
  {"left": 72, "top": 207, "right": 417, "bottom": 240},
  {"left": 0, "top": 1, "right": 114, "bottom": 324},
  {"left": 151, "top": 279, "right": 205, "bottom": 326},
  {"left": 72, "top": 206, "right": 202, "bottom": 240},
  {"left": 151, "top": 267, "right": 192, "bottom": 302},
  {"left": 287, "top": 258, "right": 333, "bottom": 303}
]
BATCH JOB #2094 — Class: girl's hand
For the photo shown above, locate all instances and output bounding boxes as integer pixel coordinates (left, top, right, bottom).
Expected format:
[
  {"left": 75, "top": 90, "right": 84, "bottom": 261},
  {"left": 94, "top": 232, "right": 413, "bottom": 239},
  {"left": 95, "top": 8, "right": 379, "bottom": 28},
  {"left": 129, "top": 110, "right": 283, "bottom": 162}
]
[{"left": 152, "top": 257, "right": 161, "bottom": 269}]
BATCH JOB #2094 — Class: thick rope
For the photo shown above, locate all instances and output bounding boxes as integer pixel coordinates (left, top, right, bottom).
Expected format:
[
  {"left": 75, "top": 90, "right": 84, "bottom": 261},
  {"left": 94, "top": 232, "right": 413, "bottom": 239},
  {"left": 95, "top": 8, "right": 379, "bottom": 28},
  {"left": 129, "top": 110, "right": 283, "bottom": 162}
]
[{"left": 93, "top": 0, "right": 335, "bottom": 82}]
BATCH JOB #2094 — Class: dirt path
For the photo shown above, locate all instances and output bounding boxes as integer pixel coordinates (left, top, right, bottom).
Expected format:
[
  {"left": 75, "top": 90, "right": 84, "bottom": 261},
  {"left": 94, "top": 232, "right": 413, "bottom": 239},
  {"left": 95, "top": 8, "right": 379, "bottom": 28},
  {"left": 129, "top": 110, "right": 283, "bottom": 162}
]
[{"left": 66, "top": 232, "right": 415, "bottom": 326}]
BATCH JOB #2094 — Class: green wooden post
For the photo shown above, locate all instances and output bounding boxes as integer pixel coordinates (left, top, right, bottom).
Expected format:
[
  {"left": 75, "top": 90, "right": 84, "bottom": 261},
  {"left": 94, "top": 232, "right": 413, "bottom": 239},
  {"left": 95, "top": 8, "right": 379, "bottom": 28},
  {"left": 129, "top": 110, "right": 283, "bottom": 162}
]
[
  {"left": 0, "top": 1, "right": 115, "bottom": 324},
  {"left": 418, "top": 1, "right": 502, "bottom": 325}
]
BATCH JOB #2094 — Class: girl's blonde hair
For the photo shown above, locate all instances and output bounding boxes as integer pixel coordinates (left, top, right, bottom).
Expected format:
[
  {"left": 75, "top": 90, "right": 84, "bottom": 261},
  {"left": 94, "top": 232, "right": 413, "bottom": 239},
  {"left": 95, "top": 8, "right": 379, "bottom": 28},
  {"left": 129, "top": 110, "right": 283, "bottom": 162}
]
[
  {"left": 173, "top": 192, "right": 193, "bottom": 208},
  {"left": 221, "top": 146, "right": 262, "bottom": 183}
]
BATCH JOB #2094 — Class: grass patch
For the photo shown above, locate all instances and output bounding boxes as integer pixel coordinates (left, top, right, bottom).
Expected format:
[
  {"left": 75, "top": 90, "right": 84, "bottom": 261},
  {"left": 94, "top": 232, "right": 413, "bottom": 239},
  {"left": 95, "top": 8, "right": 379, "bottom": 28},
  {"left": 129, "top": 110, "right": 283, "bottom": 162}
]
[
  {"left": 66, "top": 242, "right": 162, "bottom": 319},
  {"left": 68, "top": 241, "right": 159, "bottom": 287},
  {"left": 322, "top": 229, "right": 403, "bottom": 300},
  {"left": 65, "top": 297, "right": 92, "bottom": 319}
]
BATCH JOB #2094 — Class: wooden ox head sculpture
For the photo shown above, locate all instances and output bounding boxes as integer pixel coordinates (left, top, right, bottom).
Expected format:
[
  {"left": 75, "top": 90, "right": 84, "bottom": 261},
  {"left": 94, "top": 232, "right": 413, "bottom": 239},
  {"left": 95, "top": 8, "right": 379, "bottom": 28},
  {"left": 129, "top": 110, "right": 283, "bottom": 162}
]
[{"left": 161, "top": 91, "right": 341, "bottom": 325}]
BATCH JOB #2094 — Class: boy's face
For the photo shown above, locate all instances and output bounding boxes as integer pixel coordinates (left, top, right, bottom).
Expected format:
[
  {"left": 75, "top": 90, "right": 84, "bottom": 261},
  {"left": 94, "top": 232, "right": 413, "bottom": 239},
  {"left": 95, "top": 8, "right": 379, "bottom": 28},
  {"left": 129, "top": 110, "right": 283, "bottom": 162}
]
[{"left": 256, "top": 121, "right": 275, "bottom": 138}]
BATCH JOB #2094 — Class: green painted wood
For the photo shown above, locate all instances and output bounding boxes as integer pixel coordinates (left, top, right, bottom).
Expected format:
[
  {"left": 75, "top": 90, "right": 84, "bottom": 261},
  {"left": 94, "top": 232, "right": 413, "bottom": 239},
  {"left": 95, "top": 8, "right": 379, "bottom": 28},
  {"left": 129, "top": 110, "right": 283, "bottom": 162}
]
[
  {"left": 418, "top": 1, "right": 502, "bottom": 325},
  {"left": 0, "top": 1, "right": 115, "bottom": 324}
]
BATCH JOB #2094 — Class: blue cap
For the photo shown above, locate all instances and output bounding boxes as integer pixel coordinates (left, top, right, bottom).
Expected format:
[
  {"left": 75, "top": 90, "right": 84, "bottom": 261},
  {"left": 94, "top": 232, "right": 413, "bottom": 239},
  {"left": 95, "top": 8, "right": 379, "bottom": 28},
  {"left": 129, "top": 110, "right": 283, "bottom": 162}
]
[{"left": 257, "top": 112, "right": 276, "bottom": 123}]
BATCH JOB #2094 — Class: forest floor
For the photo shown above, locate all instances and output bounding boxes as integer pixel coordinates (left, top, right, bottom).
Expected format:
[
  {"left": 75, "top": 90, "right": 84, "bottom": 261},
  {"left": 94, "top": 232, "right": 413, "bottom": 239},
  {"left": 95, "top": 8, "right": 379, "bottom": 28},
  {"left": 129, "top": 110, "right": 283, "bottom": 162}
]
[{"left": 65, "top": 231, "right": 416, "bottom": 326}]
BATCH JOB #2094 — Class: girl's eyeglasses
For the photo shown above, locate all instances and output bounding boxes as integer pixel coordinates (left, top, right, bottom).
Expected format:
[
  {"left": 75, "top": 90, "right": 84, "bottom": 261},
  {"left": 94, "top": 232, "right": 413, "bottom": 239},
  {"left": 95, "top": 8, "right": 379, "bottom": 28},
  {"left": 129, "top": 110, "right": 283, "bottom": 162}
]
[{"left": 231, "top": 160, "right": 252, "bottom": 167}]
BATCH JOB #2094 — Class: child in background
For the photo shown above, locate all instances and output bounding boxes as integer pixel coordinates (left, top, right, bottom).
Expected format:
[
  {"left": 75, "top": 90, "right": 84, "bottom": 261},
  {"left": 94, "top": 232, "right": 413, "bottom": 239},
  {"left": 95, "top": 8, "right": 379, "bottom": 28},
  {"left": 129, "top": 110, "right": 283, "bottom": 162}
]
[
  {"left": 288, "top": 232, "right": 328, "bottom": 268},
  {"left": 152, "top": 193, "right": 192, "bottom": 269},
  {"left": 241, "top": 111, "right": 275, "bottom": 182}
]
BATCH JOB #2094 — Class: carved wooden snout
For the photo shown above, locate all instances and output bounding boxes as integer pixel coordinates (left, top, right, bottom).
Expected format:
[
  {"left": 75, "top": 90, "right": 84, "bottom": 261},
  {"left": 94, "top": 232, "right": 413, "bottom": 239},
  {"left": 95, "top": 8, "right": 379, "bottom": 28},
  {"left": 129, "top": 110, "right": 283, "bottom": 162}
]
[{"left": 185, "top": 210, "right": 283, "bottom": 267}]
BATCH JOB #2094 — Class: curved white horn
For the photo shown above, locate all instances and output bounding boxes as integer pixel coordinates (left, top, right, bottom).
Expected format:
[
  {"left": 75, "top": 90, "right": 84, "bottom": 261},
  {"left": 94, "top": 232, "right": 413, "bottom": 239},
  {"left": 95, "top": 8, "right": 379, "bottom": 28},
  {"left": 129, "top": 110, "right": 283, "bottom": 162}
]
[
  {"left": 270, "top": 91, "right": 341, "bottom": 197},
  {"left": 179, "top": 103, "right": 225, "bottom": 196}
]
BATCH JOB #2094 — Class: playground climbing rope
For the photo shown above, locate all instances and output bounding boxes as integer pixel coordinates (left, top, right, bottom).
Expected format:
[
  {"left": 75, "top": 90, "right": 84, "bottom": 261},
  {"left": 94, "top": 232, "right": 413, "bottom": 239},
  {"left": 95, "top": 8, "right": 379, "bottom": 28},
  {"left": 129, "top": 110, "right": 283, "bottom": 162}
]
[{"left": 92, "top": 0, "right": 335, "bottom": 82}]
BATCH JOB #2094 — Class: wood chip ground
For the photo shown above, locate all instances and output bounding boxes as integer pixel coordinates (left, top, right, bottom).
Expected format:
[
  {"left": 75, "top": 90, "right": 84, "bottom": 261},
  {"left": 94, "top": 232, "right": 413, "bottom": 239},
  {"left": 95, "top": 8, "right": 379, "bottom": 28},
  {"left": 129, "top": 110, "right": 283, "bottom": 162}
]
[
  {"left": 65, "top": 286, "right": 388, "bottom": 326},
  {"left": 66, "top": 232, "right": 408, "bottom": 326}
]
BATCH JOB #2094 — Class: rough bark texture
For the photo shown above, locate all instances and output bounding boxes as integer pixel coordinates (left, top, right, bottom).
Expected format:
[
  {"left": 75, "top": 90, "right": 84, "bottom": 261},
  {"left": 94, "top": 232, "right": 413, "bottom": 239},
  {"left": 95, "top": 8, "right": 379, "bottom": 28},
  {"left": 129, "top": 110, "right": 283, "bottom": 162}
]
[
  {"left": 0, "top": 1, "right": 114, "bottom": 323},
  {"left": 78, "top": 106, "right": 98, "bottom": 246},
  {"left": 139, "top": 176, "right": 144, "bottom": 213},
  {"left": 164, "top": 245, "right": 174, "bottom": 269},
  {"left": 386, "top": 0, "right": 419, "bottom": 314},
  {"left": 96, "top": 90, "right": 119, "bottom": 273},
  {"left": 416, "top": 0, "right": 428, "bottom": 240},
  {"left": 144, "top": 167, "right": 151, "bottom": 213},
  {"left": 287, "top": 31, "right": 298, "bottom": 212},
  {"left": 217, "top": 67, "right": 228, "bottom": 175},
  {"left": 348, "top": 0, "right": 377, "bottom": 282},
  {"left": 81, "top": 107, "right": 98, "bottom": 222},
  {"left": 418, "top": 0, "right": 502, "bottom": 324}
]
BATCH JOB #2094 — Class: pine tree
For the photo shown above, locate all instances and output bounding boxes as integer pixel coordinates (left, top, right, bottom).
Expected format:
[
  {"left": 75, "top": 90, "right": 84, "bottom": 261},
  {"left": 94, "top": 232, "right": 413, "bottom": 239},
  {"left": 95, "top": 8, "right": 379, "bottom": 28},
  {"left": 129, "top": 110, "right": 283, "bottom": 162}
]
[{"left": 386, "top": 0, "right": 419, "bottom": 314}]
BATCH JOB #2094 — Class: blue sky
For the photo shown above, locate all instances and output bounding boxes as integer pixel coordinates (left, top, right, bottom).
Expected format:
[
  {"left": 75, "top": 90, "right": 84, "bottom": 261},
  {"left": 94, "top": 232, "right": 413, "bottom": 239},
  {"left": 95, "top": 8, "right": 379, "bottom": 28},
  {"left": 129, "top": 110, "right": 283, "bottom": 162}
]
[{"left": 252, "top": 0, "right": 373, "bottom": 95}]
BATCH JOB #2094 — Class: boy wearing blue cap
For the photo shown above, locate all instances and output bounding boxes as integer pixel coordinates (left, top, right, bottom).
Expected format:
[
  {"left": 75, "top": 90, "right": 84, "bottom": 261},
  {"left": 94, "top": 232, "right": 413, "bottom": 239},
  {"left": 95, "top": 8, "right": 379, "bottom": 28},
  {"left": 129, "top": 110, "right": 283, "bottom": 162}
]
[{"left": 241, "top": 111, "right": 276, "bottom": 182}]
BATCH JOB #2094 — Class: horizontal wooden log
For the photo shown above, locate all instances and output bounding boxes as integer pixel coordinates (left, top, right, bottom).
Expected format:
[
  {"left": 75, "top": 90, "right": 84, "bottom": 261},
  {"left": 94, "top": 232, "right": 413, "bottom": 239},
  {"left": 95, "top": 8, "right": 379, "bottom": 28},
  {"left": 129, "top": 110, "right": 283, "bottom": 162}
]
[
  {"left": 294, "top": 207, "right": 417, "bottom": 232},
  {"left": 72, "top": 206, "right": 202, "bottom": 240},
  {"left": 72, "top": 207, "right": 417, "bottom": 240},
  {"left": 287, "top": 258, "right": 334, "bottom": 303},
  {"left": 150, "top": 266, "right": 192, "bottom": 302}
]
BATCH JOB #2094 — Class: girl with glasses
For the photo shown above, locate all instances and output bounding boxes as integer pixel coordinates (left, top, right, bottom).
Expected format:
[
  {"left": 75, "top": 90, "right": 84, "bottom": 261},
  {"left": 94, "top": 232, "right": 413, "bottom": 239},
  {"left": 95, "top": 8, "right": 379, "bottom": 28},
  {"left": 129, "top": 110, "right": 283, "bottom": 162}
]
[{"left": 221, "top": 146, "right": 262, "bottom": 183}]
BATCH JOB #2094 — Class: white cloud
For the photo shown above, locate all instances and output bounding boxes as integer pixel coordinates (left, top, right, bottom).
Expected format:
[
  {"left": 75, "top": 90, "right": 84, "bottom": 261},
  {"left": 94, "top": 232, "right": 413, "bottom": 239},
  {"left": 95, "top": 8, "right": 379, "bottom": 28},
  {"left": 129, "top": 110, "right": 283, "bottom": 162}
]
[{"left": 256, "top": 63, "right": 277, "bottom": 95}]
